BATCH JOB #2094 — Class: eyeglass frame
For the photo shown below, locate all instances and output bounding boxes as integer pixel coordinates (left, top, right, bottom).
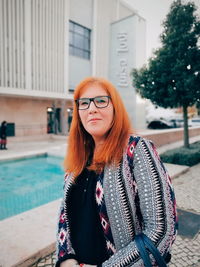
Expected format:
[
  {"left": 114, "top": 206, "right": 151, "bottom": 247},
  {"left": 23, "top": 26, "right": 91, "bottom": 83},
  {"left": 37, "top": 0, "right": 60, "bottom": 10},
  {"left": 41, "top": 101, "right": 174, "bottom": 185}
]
[{"left": 75, "top": 95, "right": 111, "bottom": 110}]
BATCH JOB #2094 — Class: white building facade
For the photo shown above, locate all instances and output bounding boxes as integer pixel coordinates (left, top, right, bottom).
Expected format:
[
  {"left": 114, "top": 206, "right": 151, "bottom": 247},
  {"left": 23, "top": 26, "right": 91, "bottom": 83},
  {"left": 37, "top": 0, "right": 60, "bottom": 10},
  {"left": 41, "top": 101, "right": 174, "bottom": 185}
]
[{"left": 0, "top": 0, "right": 146, "bottom": 137}]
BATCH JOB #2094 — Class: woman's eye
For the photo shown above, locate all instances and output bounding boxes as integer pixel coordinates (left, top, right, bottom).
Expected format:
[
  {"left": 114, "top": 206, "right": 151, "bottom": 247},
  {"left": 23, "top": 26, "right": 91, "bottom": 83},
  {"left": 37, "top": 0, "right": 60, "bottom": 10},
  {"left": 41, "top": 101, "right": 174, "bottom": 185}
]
[
  {"left": 80, "top": 100, "right": 89, "bottom": 106},
  {"left": 96, "top": 98, "right": 106, "bottom": 103}
]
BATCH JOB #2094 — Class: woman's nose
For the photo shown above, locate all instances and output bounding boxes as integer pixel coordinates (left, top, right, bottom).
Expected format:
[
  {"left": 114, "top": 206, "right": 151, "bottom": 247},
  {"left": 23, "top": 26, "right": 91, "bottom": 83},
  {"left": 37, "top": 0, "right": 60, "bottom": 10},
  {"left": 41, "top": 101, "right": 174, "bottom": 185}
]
[{"left": 88, "top": 100, "right": 97, "bottom": 113}]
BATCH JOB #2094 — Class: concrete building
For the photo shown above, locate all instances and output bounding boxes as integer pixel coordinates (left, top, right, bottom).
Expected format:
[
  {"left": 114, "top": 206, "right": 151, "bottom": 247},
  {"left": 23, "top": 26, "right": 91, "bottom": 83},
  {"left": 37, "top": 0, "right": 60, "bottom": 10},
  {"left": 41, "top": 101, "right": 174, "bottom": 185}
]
[{"left": 0, "top": 0, "right": 146, "bottom": 138}]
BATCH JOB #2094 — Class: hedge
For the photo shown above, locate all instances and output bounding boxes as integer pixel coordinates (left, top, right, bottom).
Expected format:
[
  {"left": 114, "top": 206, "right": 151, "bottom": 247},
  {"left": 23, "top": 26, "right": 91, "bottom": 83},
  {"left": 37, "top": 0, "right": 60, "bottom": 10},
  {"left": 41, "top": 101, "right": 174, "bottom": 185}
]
[{"left": 160, "top": 141, "right": 200, "bottom": 166}]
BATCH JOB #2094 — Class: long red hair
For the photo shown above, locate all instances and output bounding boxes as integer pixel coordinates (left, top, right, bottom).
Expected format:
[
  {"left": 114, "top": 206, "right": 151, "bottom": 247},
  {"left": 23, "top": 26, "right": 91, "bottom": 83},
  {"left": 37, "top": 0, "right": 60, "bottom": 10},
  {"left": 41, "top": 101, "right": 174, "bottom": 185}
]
[{"left": 64, "top": 77, "right": 133, "bottom": 177}]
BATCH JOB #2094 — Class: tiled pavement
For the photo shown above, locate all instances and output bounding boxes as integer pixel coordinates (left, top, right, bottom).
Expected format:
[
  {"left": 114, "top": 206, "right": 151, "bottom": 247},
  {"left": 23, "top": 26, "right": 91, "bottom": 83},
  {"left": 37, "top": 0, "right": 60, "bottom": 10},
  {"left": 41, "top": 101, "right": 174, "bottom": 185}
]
[
  {"left": 31, "top": 163, "right": 200, "bottom": 267},
  {"left": 170, "top": 233, "right": 200, "bottom": 267},
  {"left": 31, "top": 234, "right": 200, "bottom": 267}
]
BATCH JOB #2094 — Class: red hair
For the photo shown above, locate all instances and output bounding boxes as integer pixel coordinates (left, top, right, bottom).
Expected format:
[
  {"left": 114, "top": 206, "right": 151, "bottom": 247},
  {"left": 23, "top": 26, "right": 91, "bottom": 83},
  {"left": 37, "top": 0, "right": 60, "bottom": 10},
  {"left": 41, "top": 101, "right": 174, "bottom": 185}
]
[{"left": 64, "top": 77, "right": 133, "bottom": 177}]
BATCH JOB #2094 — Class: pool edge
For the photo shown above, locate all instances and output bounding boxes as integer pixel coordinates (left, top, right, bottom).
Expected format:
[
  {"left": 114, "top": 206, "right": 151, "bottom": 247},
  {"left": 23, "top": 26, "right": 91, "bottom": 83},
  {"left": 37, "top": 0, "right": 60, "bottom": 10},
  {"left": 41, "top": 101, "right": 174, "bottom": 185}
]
[
  {"left": 0, "top": 199, "right": 61, "bottom": 267},
  {"left": 13, "top": 242, "right": 56, "bottom": 267},
  {"left": 0, "top": 151, "right": 47, "bottom": 163}
]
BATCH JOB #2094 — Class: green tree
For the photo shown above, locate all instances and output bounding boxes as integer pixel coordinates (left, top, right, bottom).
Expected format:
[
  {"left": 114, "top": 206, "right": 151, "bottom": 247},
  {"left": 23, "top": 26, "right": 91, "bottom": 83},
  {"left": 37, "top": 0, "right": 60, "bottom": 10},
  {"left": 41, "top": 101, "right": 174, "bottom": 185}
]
[{"left": 132, "top": 0, "right": 200, "bottom": 148}]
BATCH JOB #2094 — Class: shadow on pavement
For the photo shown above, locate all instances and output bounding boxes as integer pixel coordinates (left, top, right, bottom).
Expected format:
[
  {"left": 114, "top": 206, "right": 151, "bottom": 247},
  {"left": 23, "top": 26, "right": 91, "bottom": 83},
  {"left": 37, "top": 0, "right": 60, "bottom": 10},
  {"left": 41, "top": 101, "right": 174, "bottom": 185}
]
[{"left": 177, "top": 208, "right": 200, "bottom": 239}]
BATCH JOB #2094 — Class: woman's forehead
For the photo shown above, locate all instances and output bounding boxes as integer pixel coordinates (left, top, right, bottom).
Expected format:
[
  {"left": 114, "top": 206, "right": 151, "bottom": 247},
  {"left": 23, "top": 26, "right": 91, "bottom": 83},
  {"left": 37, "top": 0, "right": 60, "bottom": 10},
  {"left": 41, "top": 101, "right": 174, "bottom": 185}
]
[{"left": 80, "top": 83, "right": 108, "bottom": 98}]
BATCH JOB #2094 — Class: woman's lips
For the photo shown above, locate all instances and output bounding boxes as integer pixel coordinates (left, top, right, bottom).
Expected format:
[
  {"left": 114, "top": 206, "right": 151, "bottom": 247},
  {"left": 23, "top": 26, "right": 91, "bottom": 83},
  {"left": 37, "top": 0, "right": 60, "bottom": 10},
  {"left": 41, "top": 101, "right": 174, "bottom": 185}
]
[{"left": 88, "top": 118, "right": 101, "bottom": 122}]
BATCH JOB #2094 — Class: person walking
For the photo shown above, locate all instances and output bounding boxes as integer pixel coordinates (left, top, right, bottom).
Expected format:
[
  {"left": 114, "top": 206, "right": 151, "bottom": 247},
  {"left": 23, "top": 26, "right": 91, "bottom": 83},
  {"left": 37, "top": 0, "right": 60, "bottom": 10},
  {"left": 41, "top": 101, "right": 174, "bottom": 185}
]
[
  {"left": 68, "top": 113, "right": 73, "bottom": 132},
  {"left": 0, "top": 121, "right": 7, "bottom": 150},
  {"left": 56, "top": 77, "right": 178, "bottom": 267}
]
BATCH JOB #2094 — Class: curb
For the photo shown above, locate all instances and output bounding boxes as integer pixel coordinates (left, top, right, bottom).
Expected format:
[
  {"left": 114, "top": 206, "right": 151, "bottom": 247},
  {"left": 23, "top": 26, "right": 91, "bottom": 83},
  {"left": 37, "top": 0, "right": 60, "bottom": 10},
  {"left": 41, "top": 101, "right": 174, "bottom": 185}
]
[{"left": 164, "top": 163, "right": 190, "bottom": 179}]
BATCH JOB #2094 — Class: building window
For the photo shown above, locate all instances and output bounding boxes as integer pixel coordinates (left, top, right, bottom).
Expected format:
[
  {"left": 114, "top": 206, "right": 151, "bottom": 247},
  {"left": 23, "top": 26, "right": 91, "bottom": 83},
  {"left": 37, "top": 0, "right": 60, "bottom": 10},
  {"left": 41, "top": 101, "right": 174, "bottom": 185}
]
[{"left": 69, "top": 20, "right": 91, "bottom": 60}]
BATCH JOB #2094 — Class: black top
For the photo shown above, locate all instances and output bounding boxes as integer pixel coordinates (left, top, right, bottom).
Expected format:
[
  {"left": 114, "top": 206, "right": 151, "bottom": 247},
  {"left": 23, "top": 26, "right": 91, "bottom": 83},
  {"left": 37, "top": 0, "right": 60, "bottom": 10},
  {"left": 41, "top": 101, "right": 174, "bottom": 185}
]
[
  {"left": 0, "top": 123, "right": 7, "bottom": 139},
  {"left": 68, "top": 168, "right": 108, "bottom": 265}
]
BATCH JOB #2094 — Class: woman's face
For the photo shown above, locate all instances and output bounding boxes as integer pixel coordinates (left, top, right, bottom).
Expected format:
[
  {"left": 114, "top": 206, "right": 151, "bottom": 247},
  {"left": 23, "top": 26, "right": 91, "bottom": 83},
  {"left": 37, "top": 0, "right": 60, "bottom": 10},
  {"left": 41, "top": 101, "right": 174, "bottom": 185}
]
[{"left": 78, "top": 83, "right": 114, "bottom": 145}]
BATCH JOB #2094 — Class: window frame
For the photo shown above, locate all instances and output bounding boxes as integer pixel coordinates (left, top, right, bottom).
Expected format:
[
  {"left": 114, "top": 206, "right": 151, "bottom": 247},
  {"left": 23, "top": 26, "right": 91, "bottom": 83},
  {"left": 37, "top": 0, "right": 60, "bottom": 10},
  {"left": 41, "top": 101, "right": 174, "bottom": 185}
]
[{"left": 69, "top": 20, "right": 91, "bottom": 60}]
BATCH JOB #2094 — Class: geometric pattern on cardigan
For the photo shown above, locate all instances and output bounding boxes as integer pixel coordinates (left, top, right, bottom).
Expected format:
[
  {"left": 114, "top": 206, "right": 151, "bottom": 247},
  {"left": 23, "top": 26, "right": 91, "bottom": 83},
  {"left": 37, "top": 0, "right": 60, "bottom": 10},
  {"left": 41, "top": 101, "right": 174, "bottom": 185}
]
[
  {"left": 96, "top": 171, "right": 116, "bottom": 256},
  {"left": 56, "top": 173, "right": 75, "bottom": 262},
  {"left": 102, "top": 136, "right": 177, "bottom": 266},
  {"left": 56, "top": 136, "right": 178, "bottom": 267}
]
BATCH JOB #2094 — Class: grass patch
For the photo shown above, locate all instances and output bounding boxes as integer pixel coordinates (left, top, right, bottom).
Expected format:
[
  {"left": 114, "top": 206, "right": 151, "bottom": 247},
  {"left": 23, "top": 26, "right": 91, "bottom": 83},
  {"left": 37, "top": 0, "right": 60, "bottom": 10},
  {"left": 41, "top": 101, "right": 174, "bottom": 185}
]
[{"left": 160, "top": 141, "right": 200, "bottom": 166}]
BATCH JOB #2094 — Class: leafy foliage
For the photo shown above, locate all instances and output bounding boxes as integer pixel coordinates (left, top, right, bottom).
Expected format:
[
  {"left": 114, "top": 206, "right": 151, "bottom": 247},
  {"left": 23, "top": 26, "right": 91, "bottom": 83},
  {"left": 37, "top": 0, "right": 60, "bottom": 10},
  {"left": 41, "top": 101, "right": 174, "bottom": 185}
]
[
  {"left": 132, "top": 0, "right": 200, "bottom": 109},
  {"left": 132, "top": 0, "right": 200, "bottom": 147}
]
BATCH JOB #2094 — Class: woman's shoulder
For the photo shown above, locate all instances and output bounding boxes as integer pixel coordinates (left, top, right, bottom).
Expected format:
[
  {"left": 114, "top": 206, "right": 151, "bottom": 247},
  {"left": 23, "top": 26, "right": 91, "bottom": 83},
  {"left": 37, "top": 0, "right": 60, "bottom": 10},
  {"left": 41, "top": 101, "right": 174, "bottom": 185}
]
[
  {"left": 128, "top": 134, "right": 141, "bottom": 145},
  {"left": 125, "top": 135, "right": 141, "bottom": 159},
  {"left": 127, "top": 134, "right": 153, "bottom": 146},
  {"left": 127, "top": 134, "right": 146, "bottom": 147},
  {"left": 125, "top": 134, "right": 154, "bottom": 159}
]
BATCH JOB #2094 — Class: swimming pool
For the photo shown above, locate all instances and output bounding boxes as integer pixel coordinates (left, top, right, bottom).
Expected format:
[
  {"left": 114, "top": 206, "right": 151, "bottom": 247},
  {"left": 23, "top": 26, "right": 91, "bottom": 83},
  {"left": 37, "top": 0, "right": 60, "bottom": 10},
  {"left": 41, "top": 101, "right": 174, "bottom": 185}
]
[{"left": 0, "top": 155, "right": 64, "bottom": 220}]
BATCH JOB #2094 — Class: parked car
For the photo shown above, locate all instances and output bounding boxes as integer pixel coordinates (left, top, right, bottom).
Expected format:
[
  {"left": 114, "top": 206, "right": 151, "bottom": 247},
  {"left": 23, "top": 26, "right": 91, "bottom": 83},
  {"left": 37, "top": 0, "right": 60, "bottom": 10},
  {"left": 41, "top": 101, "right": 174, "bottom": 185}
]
[
  {"left": 169, "top": 118, "right": 193, "bottom": 128},
  {"left": 147, "top": 119, "right": 173, "bottom": 129},
  {"left": 147, "top": 117, "right": 197, "bottom": 130},
  {"left": 169, "top": 119, "right": 184, "bottom": 128},
  {"left": 190, "top": 118, "right": 200, "bottom": 127}
]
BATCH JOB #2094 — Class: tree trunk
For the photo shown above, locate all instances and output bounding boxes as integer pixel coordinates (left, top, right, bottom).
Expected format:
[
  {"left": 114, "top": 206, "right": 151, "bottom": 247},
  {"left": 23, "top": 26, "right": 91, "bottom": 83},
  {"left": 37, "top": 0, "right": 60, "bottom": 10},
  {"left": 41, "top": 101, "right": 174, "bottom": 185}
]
[{"left": 183, "top": 104, "right": 189, "bottom": 148}]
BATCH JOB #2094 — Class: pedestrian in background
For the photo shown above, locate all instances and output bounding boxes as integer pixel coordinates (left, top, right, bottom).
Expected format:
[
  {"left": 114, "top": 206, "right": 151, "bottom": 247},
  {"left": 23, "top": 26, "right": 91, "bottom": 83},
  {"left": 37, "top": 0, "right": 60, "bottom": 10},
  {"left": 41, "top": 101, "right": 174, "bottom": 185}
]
[
  {"left": 68, "top": 113, "right": 73, "bottom": 132},
  {"left": 56, "top": 77, "right": 177, "bottom": 267},
  {"left": 0, "top": 121, "right": 7, "bottom": 150}
]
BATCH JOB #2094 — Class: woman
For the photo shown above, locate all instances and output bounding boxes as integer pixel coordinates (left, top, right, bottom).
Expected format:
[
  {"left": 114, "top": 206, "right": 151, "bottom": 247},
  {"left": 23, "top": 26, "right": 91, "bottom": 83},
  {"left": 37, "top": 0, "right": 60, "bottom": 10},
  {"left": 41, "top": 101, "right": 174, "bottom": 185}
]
[
  {"left": 56, "top": 77, "right": 177, "bottom": 267},
  {"left": 0, "top": 121, "right": 7, "bottom": 150}
]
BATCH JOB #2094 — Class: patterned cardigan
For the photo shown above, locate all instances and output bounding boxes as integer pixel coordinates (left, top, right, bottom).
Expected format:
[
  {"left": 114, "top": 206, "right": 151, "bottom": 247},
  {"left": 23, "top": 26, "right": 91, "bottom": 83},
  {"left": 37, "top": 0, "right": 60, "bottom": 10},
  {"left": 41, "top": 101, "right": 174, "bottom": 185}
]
[{"left": 56, "top": 136, "right": 178, "bottom": 266}]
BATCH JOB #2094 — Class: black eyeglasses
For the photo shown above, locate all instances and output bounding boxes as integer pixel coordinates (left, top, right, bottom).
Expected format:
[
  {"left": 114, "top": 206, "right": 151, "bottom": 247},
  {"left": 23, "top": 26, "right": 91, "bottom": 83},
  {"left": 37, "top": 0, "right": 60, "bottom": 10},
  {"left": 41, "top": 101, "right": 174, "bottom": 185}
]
[{"left": 75, "top": 96, "right": 111, "bottom": 110}]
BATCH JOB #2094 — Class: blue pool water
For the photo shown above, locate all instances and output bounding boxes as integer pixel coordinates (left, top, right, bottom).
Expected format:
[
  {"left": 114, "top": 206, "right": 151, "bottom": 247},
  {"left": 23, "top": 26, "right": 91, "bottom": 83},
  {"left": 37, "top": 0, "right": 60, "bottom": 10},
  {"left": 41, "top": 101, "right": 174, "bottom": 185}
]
[{"left": 0, "top": 155, "right": 64, "bottom": 220}]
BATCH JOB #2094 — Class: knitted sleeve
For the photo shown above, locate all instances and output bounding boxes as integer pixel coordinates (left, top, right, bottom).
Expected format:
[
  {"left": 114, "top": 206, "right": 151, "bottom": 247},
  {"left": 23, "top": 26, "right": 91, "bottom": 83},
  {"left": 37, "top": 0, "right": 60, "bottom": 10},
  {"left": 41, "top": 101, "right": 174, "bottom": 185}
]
[
  {"left": 55, "top": 174, "right": 77, "bottom": 267},
  {"left": 102, "top": 137, "right": 177, "bottom": 266}
]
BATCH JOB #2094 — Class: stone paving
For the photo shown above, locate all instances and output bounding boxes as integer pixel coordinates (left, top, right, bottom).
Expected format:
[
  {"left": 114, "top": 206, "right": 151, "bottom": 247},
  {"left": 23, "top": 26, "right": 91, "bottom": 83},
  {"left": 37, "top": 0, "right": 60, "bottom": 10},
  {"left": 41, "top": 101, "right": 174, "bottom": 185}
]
[
  {"left": 170, "top": 233, "right": 200, "bottom": 267},
  {"left": 31, "top": 234, "right": 200, "bottom": 267},
  {"left": 172, "top": 163, "right": 200, "bottom": 214},
  {"left": 31, "top": 163, "right": 200, "bottom": 267}
]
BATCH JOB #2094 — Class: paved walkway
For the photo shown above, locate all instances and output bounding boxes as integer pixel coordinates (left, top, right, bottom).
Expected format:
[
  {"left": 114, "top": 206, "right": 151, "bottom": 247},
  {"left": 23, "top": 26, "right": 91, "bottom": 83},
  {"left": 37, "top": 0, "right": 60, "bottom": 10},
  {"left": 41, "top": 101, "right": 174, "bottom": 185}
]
[
  {"left": 170, "top": 162, "right": 200, "bottom": 267},
  {"left": 1, "top": 136, "right": 200, "bottom": 266},
  {"left": 0, "top": 136, "right": 67, "bottom": 161}
]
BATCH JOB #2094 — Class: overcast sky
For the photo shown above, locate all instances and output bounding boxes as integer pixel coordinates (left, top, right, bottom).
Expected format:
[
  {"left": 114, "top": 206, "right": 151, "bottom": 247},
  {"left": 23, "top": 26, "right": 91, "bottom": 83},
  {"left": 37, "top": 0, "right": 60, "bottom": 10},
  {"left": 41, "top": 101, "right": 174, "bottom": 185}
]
[{"left": 124, "top": 0, "right": 200, "bottom": 60}]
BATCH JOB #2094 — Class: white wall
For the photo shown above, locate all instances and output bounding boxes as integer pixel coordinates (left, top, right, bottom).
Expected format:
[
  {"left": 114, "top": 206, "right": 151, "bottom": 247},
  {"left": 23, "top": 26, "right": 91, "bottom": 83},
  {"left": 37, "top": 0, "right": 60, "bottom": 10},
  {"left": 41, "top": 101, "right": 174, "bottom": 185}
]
[
  {"left": 119, "top": 1, "right": 134, "bottom": 19},
  {"left": 0, "top": 0, "right": 68, "bottom": 98},
  {"left": 69, "top": 56, "right": 91, "bottom": 89},
  {"left": 68, "top": 0, "right": 135, "bottom": 85},
  {"left": 134, "top": 15, "right": 146, "bottom": 68},
  {"left": 69, "top": 0, "right": 93, "bottom": 29},
  {"left": 134, "top": 15, "right": 146, "bottom": 129},
  {"left": 108, "top": 13, "right": 146, "bottom": 129},
  {"left": 92, "top": 0, "right": 135, "bottom": 78},
  {"left": 92, "top": 0, "right": 115, "bottom": 78},
  {"left": 109, "top": 15, "right": 137, "bottom": 127},
  {"left": 68, "top": 0, "right": 93, "bottom": 89},
  {"left": 0, "top": 0, "right": 146, "bottom": 129}
]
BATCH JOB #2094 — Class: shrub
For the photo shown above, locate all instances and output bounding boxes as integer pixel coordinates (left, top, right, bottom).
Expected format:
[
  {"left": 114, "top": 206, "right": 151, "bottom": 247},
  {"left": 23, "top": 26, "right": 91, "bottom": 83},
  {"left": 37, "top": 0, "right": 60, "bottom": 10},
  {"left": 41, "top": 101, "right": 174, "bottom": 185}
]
[{"left": 160, "top": 141, "right": 200, "bottom": 166}]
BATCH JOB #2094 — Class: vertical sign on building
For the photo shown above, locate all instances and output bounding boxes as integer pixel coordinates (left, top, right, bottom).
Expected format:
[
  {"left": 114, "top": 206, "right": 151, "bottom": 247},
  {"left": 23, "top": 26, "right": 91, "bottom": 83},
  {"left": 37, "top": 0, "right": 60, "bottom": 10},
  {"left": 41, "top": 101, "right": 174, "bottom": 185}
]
[{"left": 109, "top": 15, "right": 137, "bottom": 126}]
